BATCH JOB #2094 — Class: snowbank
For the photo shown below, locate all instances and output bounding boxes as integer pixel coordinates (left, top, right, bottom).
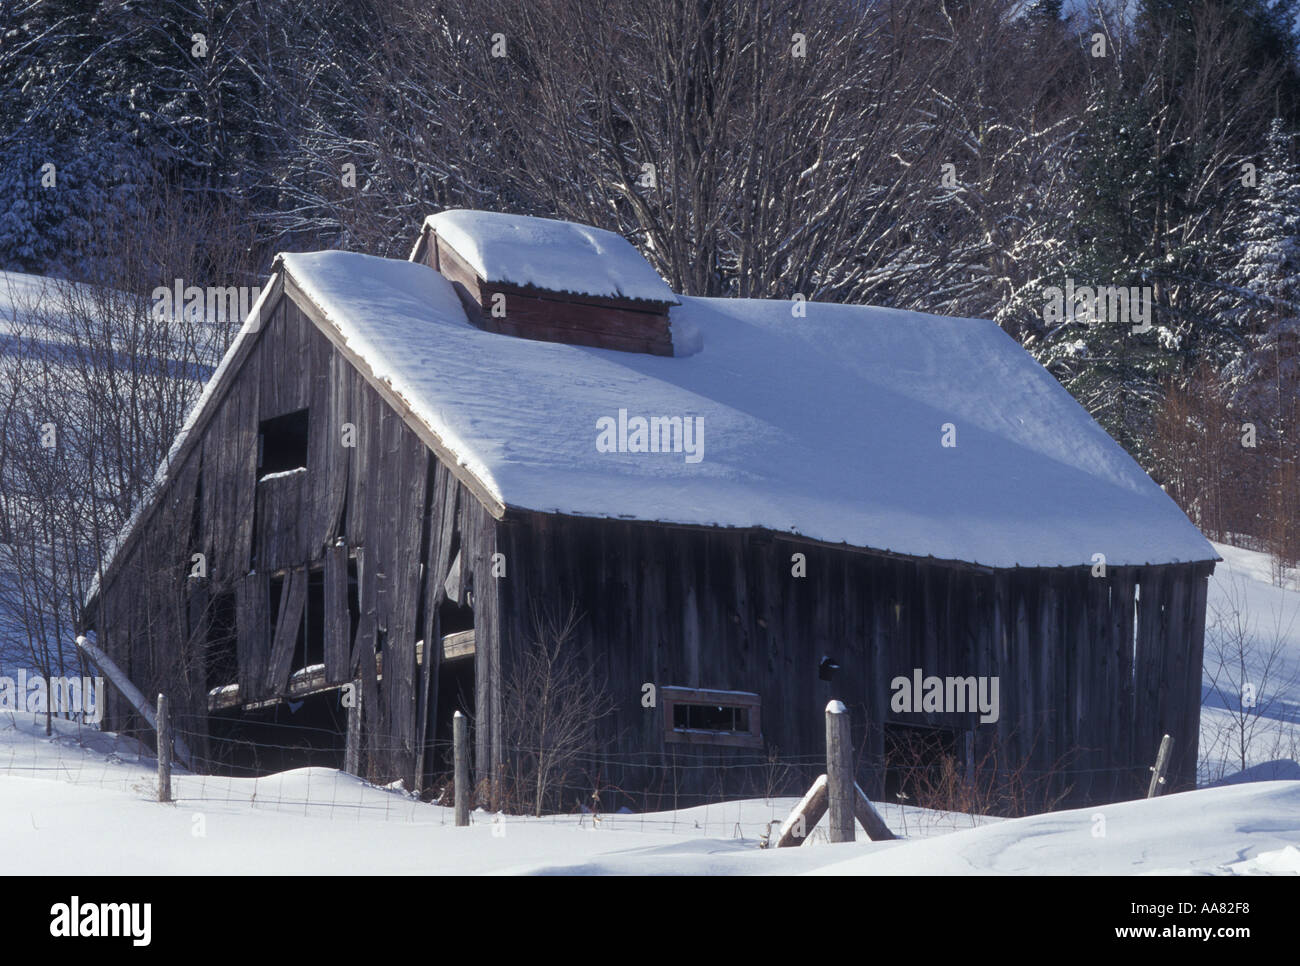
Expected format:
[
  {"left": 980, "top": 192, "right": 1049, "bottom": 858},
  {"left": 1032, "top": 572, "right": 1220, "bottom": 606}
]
[
  {"left": 1, "top": 710, "right": 1296, "bottom": 875},
  {"left": 812, "top": 781, "right": 1300, "bottom": 876}
]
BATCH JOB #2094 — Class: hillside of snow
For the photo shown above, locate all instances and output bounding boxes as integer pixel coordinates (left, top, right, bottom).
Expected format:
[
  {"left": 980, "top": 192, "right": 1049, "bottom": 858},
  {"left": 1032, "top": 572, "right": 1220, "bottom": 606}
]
[
  {"left": 1202, "top": 542, "right": 1300, "bottom": 785},
  {"left": 0, "top": 270, "right": 219, "bottom": 671}
]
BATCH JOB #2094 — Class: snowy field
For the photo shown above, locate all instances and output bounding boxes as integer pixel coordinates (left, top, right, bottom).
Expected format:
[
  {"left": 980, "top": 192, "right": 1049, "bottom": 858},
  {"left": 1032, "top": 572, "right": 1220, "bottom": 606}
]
[
  {"left": 0, "top": 709, "right": 1297, "bottom": 875},
  {"left": 1200, "top": 542, "right": 1300, "bottom": 786}
]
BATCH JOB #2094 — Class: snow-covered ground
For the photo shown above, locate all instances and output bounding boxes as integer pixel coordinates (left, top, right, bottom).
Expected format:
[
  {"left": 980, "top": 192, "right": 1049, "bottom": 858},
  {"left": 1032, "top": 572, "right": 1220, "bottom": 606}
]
[
  {"left": 1201, "top": 542, "right": 1300, "bottom": 786},
  {"left": 2, "top": 698, "right": 1297, "bottom": 874}
]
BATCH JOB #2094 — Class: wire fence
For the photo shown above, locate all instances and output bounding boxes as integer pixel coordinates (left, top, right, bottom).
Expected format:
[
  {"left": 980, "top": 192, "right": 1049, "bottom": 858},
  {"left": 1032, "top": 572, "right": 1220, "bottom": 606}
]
[{"left": 0, "top": 706, "right": 1185, "bottom": 844}]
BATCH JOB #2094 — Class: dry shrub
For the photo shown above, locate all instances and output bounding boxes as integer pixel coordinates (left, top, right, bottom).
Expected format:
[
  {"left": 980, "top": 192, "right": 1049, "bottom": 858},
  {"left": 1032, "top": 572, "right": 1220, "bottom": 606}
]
[{"left": 883, "top": 729, "right": 1074, "bottom": 820}]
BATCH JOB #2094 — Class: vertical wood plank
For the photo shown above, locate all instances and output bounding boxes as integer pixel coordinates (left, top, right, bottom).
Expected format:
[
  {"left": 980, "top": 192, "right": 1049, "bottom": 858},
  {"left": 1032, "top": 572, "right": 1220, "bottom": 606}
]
[
  {"left": 324, "top": 542, "right": 351, "bottom": 683},
  {"left": 265, "top": 567, "right": 307, "bottom": 694},
  {"left": 235, "top": 572, "right": 269, "bottom": 702}
]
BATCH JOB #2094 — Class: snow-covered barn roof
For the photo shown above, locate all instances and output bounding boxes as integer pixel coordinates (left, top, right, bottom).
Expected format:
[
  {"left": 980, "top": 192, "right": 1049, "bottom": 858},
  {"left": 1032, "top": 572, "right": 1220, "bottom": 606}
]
[
  {"left": 273, "top": 249, "right": 1216, "bottom": 570},
  {"left": 422, "top": 210, "right": 677, "bottom": 305}
]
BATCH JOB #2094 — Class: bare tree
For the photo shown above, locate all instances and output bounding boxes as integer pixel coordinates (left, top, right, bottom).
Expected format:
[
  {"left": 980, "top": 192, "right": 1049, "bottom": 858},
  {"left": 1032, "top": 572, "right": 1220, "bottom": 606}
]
[
  {"left": 1150, "top": 365, "right": 1263, "bottom": 544},
  {"left": 500, "top": 601, "right": 615, "bottom": 816},
  {"left": 0, "top": 178, "right": 264, "bottom": 733}
]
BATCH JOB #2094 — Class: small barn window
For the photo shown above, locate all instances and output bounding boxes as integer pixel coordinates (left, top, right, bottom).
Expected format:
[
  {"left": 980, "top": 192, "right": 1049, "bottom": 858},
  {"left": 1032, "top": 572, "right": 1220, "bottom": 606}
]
[
  {"left": 662, "top": 687, "right": 762, "bottom": 748},
  {"left": 258, "top": 409, "right": 309, "bottom": 476}
]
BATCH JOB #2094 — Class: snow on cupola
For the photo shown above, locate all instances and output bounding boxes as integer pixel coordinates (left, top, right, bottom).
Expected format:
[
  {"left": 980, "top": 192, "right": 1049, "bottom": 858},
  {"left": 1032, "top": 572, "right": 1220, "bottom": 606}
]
[{"left": 412, "top": 210, "right": 679, "bottom": 355}]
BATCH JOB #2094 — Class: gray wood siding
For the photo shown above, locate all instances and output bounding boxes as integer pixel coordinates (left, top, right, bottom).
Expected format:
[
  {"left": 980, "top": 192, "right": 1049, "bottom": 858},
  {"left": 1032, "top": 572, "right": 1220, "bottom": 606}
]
[{"left": 495, "top": 513, "right": 1211, "bottom": 807}]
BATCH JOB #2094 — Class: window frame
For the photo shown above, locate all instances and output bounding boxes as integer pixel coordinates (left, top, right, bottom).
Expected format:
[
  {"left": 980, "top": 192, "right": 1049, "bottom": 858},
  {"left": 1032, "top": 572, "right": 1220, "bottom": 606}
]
[{"left": 661, "top": 686, "right": 762, "bottom": 749}]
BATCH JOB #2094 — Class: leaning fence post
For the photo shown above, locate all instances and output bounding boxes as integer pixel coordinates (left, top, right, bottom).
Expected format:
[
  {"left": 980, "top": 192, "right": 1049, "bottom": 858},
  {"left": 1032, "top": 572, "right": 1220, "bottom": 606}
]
[
  {"left": 1147, "top": 733, "right": 1173, "bottom": 798},
  {"left": 157, "top": 693, "right": 172, "bottom": 803},
  {"left": 825, "top": 700, "right": 854, "bottom": 843},
  {"left": 453, "top": 710, "right": 470, "bottom": 827},
  {"left": 344, "top": 680, "right": 363, "bottom": 776},
  {"left": 76, "top": 636, "right": 193, "bottom": 769}
]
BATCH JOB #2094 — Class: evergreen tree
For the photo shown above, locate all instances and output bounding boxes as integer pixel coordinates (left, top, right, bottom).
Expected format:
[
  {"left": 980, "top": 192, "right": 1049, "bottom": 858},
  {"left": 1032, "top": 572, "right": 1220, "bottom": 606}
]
[
  {"left": 1036, "top": 0, "right": 1285, "bottom": 461},
  {"left": 1224, "top": 118, "right": 1300, "bottom": 431},
  {"left": 0, "top": 1, "right": 151, "bottom": 273},
  {"left": 1038, "top": 85, "right": 1178, "bottom": 461},
  {"left": 0, "top": 0, "right": 274, "bottom": 273}
]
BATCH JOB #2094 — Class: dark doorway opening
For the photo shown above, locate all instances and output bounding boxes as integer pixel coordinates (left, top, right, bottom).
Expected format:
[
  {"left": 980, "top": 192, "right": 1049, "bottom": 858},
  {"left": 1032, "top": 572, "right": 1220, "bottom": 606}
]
[
  {"left": 438, "top": 596, "right": 474, "bottom": 636},
  {"left": 423, "top": 594, "right": 475, "bottom": 782},
  {"left": 882, "top": 722, "right": 958, "bottom": 806},
  {"left": 204, "top": 592, "right": 238, "bottom": 694},
  {"left": 206, "top": 688, "right": 348, "bottom": 777},
  {"left": 293, "top": 568, "right": 325, "bottom": 672},
  {"left": 430, "top": 653, "right": 475, "bottom": 776}
]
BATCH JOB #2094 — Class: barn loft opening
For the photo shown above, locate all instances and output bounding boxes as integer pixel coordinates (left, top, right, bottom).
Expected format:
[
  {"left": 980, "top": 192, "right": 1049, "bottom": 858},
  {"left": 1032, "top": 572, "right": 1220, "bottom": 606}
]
[{"left": 258, "top": 408, "right": 309, "bottom": 476}]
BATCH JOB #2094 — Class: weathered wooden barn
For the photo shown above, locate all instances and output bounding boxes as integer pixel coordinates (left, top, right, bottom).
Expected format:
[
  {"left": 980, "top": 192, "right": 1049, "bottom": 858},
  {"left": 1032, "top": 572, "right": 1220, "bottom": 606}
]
[{"left": 87, "top": 210, "right": 1219, "bottom": 810}]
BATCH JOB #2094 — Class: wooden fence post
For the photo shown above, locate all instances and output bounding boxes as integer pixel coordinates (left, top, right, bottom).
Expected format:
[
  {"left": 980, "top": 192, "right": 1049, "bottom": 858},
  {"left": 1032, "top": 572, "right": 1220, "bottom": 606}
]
[
  {"left": 826, "top": 700, "right": 854, "bottom": 843},
  {"left": 157, "top": 693, "right": 172, "bottom": 803},
  {"left": 1147, "top": 733, "right": 1173, "bottom": 798},
  {"left": 344, "top": 680, "right": 362, "bottom": 777},
  {"left": 454, "top": 710, "right": 470, "bottom": 827}
]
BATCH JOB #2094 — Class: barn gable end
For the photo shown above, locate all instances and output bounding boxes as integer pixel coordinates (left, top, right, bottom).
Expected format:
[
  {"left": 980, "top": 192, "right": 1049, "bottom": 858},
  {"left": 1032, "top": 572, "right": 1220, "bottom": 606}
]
[{"left": 91, "top": 275, "right": 505, "bottom": 787}]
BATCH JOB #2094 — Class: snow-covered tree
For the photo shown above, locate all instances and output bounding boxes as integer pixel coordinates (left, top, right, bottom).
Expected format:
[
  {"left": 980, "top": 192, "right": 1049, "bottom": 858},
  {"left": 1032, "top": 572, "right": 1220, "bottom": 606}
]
[
  {"left": 1224, "top": 118, "right": 1300, "bottom": 431},
  {"left": 1034, "top": 82, "right": 1179, "bottom": 462}
]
